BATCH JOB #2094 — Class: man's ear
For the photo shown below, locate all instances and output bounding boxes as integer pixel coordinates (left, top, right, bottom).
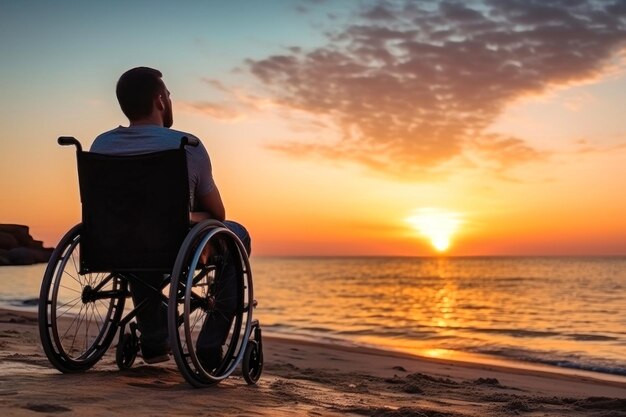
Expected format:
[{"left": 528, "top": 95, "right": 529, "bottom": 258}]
[{"left": 155, "top": 94, "right": 165, "bottom": 111}]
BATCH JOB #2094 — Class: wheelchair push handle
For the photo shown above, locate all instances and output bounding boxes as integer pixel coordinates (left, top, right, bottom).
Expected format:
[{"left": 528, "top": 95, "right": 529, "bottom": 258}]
[
  {"left": 180, "top": 136, "right": 199, "bottom": 148},
  {"left": 58, "top": 136, "right": 83, "bottom": 152}
]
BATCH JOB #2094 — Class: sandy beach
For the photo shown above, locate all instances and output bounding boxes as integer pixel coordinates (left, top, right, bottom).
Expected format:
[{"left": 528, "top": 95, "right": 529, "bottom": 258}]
[{"left": 1, "top": 308, "right": 625, "bottom": 416}]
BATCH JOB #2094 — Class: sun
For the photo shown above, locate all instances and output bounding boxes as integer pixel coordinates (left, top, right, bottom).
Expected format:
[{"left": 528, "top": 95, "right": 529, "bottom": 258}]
[{"left": 406, "top": 208, "right": 463, "bottom": 253}]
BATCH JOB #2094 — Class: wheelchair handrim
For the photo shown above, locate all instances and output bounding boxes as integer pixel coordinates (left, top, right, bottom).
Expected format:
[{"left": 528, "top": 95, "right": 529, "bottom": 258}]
[{"left": 170, "top": 221, "right": 254, "bottom": 384}]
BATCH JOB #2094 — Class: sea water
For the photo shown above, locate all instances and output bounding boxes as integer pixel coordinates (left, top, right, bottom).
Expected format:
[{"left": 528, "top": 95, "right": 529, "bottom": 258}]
[{"left": 2, "top": 256, "right": 625, "bottom": 379}]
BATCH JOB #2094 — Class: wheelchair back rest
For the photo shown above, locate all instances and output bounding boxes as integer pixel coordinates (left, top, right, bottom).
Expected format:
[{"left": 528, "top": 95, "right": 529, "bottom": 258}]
[{"left": 76, "top": 149, "right": 190, "bottom": 273}]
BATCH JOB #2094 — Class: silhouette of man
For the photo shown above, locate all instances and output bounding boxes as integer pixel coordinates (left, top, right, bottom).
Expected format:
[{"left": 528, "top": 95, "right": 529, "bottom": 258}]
[{"left": 91, "top": 67, "right": 250, "bottom": 366}]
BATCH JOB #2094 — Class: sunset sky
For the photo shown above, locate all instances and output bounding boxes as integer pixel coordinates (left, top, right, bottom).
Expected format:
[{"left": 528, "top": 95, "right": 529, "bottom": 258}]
[{"left": 1, "top": 0, "right": 626, "bottom": 256}]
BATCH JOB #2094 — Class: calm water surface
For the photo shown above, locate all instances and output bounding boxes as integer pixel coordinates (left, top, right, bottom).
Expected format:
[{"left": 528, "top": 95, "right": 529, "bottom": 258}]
[{"left": 1, "top": 256, "right": 625, "bottom": 379}]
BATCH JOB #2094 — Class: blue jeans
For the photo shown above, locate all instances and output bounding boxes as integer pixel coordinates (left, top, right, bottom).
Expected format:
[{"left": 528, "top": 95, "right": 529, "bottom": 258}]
[{"left": 130, "top": 220, "right": 251, "bottom": 352}]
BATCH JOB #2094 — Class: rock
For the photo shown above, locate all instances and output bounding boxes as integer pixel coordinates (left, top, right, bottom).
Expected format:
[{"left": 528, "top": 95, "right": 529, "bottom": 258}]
[
  {"left": 0, "top": 231, "right": 19, "bottom": 250},
  {"left": 0, "top": 224, "right": 54, "bottom": 266},
  {"left": 8, "top": 247, "right": 36, "bottom": 265},
  {"left": 0, "top": 249, "right": 10, "bottom": 265},
  {"left": 36, "top": 247, "right": 54, "bottom": 262},
  {"left": 0, "top": 225, "right": 32, "bottom": 246}
]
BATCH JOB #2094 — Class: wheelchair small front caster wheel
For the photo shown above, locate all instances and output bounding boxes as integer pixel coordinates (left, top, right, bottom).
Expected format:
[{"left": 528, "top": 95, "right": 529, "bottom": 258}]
[
  {"left": 116, "top": 331, "right": 139, "bottom": 370},
  {"left": 242, "top": 340, "right": 263, "bottom": 385}
]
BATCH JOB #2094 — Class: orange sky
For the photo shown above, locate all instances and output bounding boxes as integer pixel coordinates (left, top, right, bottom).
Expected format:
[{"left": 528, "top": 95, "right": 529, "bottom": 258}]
[{"left": 1, "top": 1, "right": 626, "bottom": 256}]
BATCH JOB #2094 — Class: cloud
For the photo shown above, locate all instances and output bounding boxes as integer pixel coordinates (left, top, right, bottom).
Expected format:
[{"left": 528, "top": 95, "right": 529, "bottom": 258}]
[
  {"left": 178, "top": 101, "right": 243, "bottom": 121},
  {"left": 245, "top": 0, "right": 626, "bottom": 179},
  {"left": 178, "top": 78, "right": 283, "bottom": 121},
  {"left": 569, "top": 138, "right": 626, "bottom": 155}
]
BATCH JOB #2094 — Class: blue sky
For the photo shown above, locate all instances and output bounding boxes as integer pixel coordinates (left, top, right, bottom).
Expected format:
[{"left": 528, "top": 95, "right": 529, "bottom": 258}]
[{"left": 2, "top": 0, "right": 626, "bottom": 256}]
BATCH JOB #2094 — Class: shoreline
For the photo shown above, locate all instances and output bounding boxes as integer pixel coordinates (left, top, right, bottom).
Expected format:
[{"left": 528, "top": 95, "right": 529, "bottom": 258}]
[
  {"left": 264, "top": 332, "right": 626, "bottom": 387},
  {"left": 1, "top": 307, "right": 626, "bottom": 416},
  {"left": 4, "top": 302, "right": 626, "bottom": 386}
]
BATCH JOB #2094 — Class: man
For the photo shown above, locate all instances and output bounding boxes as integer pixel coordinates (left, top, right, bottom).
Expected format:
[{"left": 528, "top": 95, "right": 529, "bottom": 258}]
[{"left": 91, "top": 67, "right": 250, "bottom": 367}]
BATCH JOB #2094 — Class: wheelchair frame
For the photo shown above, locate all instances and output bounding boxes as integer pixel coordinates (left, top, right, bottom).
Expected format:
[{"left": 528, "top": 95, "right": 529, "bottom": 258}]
[{"left": 38, "top": 137, "right": 263, "bottom": 387}]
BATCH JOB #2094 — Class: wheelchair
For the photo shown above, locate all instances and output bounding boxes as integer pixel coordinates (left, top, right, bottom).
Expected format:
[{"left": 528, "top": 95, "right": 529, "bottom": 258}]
[{"left": 38, "top": 136, "right": 263, "bottom": 387}]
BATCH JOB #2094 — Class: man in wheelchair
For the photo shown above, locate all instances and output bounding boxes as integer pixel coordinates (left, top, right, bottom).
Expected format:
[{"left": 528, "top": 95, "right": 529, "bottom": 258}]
[{"left": 90, "top": 67, "right": 251, "bottom": 368}]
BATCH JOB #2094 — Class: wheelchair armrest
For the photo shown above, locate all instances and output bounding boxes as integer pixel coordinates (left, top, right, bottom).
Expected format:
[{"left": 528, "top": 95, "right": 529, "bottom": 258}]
[{"left": 58, "top": 136, "right": 83, "bottom": 152}]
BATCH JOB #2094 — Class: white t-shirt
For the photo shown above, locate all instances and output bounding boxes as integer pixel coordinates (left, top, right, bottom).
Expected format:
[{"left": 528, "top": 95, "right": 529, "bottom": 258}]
[{"left": 91, "top": 125, "right": 216, "bottom": 210}]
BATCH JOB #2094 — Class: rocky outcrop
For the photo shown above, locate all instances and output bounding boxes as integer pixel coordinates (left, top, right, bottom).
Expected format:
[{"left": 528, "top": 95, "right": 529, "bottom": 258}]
[{"left": 0, "top": 224, "right": 54, "bottom": 266}]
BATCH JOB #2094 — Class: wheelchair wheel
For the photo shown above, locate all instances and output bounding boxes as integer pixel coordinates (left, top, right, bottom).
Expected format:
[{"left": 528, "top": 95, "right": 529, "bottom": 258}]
[
  {"left": 116, "top": 330, "right": 139, "bottom": 370},
  {"left": 168, "top": 220, "right": 254, "bottom": 387},
  {"left": 242, "top": 340, "right": 263, "bottom": 385},
  {"left": 38, "top": 224, "right": 126, "bottom": 372}
]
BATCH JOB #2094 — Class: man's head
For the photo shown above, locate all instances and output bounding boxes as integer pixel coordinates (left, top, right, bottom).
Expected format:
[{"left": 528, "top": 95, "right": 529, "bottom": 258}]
[{"left": 116, "top": 67, "right": 173, "bottom": 127}]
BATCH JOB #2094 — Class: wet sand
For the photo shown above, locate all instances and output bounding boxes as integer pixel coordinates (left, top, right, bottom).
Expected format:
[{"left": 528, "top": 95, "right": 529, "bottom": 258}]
[{"left": 1, "top": 308, "right": 625, "bottom": 416}]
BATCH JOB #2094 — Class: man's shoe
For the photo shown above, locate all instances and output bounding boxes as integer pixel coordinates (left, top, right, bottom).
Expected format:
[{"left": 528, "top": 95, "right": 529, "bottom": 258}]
[{"left": 141, "top": 345, "right": 170, "bottom": 364}]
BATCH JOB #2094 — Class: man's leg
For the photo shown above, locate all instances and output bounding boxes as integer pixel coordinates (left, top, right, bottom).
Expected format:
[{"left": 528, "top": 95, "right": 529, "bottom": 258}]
[
  {"left": 223, "top": 220, "right": 252, "bottom": 255},
  {"left": 129, "top": 273, "right": 169, "bottom": 363},
  {"left": 196, "top": 221, "right": 251, "bottom": 369}
]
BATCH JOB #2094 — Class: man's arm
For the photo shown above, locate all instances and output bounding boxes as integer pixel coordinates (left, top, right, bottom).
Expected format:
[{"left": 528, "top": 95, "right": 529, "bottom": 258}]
[
  {"left": 186, "top": 137, "right": 225, "bottom": 222},
  {"left": 192, "top": 186, "right": 226, "bottom": 222}
]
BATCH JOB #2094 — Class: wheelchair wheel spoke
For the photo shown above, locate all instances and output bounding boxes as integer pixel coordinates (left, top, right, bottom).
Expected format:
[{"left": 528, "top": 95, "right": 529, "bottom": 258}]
[
  {"left": 92, "top": 273, "right": 114, "bottom": 292},
  {"left": 213, "top": 309, "right": 231, "bottom": 323},
  {"left": 87, "top": 305, "right": 97, "bottom": 349},
  {"left": 85, "top": 306, "right": 93, "bottom": 350},
  {"left": 89, "top": 273, "right": 100, "bottom": 288},
  {"left": 69, "top": 251, "right": 80, "bottom": 278},
  {"left": 96, "top": 299, "right": 111, "bottom": 312},
  {"left": 92, "top": 304, "right": 104, "bottom": 333},
  {"left": 189, "top": 312, "right": 203, "bottom": 335},
  {"left": 66, "top": 304, "right": 86, "bottom": 353},
  {"left": 86, "top": 273, "right": 94, "bottom": 287},
  {"left": 62, "top": 270, "right": 84, "bottom": 287},
  {"left": 60, "top": 303, "right": 83, "bottom": 340},
  {"left": 187, "top": 290, "right": 205, "bottom": 303},
  {"left": 89, "top": 304, "right": 100, "bottom": 346},
  {"left": 59, "top": 283, "right": 82, "bottom": 294},
  {"left": 56, "top": 297, "right": 82, "bottom": 318}
]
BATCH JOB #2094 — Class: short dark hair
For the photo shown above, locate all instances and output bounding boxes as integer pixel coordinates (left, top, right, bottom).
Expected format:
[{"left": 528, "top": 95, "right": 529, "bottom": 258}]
[{"left": 116, "top": 67, "right": 164, "bottom": 121}]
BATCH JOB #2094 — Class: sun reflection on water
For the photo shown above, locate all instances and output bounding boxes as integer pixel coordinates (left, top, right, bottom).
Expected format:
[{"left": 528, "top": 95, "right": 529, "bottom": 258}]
[{"left": 1, "top": 257, "right": 626, "bottom": 379}]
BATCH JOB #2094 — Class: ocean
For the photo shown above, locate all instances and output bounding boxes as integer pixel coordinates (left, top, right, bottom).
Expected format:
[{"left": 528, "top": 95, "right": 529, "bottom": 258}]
[{"left": 2, "top": 256, "right": 625, "bottom": 381}]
